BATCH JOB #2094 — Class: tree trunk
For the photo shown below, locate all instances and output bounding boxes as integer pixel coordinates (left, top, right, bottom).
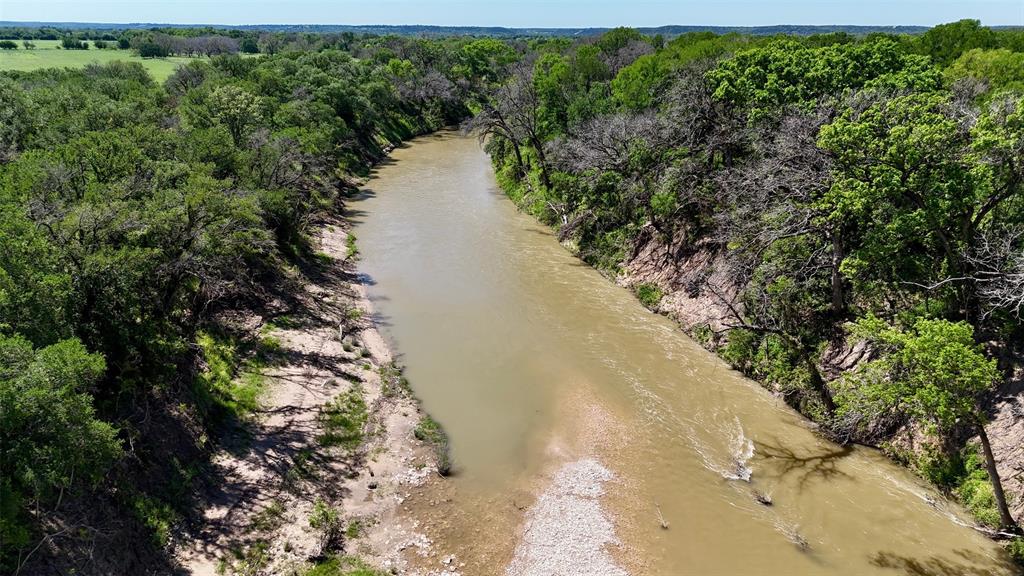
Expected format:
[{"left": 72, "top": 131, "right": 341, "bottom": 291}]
[
  {"left": 510, "top": 141, "right": 525, "bottom": 178},
  {"left": 530, "top": 135, "right": 552, "bottom": 189},
  {"left": 802, "top": 348, "right": 836, "bottom": 417},
  {"left": 977, "top": 423, "right": 1020, "bottom": 533},
  {"left": 830, "top": 229, "right": 845, "bottom": 316}
]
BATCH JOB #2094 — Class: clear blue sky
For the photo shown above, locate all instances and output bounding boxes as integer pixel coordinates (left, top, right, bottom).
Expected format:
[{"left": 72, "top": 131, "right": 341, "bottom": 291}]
[{"left": 1, "top": 0, "right": 1022, "bottom": 28}]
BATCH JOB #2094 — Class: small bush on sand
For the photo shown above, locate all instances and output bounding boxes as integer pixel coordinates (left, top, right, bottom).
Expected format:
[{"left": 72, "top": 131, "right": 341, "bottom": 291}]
[
  {"left": 305, "top": 555, "right": 387, "bottom": 576},
  {"left": 344, "top": 519, "right": 363, "bottom": 539},
  {"left": 345, "top": 233, "right": 359, "bottom": 260},
  {"left": 309, "top": 499, "right": 341, "bottom": 557},
  {"left": 379, "top": 362, "right": 411, "bottom": 398},
  {"left": 251, "top": 500, "right": 285, "bottom": 532},
  {"left": 318, "top": 386, "right": 367, "bottom": 449},
  {"left": 415, "top": 415, "right": 452, "bottom": 476}
]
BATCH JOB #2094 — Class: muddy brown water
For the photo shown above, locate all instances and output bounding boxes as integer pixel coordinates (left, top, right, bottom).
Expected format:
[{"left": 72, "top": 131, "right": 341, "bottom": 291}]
[{"left": 351, "top": 132, "right": 1016, "bottom": 575}]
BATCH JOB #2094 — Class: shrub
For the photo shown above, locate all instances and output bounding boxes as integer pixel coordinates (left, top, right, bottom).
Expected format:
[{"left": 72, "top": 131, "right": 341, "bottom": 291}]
[
  {"left": 344, "top": 519, "right": 363, "bottom": 539},
  {"left": 1008, "top": 537, "right": 1024, "bottom": 567},
  {"left": 690, "top": 324, "right": 714, "bottom": 347},
  {"left": 954, "top": 463, "right": 1002, "bottom": 528},
  {"left": 916, "top": 446, "right": 965, "bottom": 488},
  {"left": 379, "top": 362, "right": 411, "bottom": 398},
  {"left": 130, "top": 492, "right": 179, "bottom": 547},
  {"left": 318, "top": 386, "right": 368, "bottom": 449},
  {"left": 93, "top": 40, "right": 109, "bottom": 49},
  {"left": 0, "top": 40, "right": 17, "bottom": 50},
  {"left": 194, "top": 331, "right": 266, "bottom": 424},
  {"left": 345, "top": 233, "right": 359, "bottom": 259},
  {"left": 414, "top": 415, "right": 452, "bottom": 476},
  {"left": 60, "top": 37, "right": 87, "bottom": 50},
  {"left": 227, "top": 540, "right": 269, "bottom": 576},
  {"left": 309, "top": 499, "right": 341, "bottom": 555},
  {"left": 720, "top": 328, "right": 759, "bottom": 371},
  {"left": 251, "top": 500, "right": 285, "bottom": 532},
  {"left": 305, "top": 556, "right": 388, "bottom": 576},
  {"left": 634, "top": 282, "right": 662, "bottom": 308}
]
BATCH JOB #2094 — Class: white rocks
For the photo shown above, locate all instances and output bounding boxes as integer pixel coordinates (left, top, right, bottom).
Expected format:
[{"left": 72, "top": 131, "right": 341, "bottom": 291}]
[
  {"left": 397, "top": 465, "right": 434, "bottom": 486},
  {"left": 506, "top": 458, "right": 628, "bottom": 576}
]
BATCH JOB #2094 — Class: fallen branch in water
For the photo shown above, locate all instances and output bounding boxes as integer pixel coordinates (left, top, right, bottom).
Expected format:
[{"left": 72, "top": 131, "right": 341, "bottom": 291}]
[{"left": 654, "top": 503, "right": 669, "bottom": 529}]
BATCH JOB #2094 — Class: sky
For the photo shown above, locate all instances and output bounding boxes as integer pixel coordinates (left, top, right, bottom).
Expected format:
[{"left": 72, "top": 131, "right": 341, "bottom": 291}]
[{"left": 1, "top": 0, "right": 1022, "bottom": 28}]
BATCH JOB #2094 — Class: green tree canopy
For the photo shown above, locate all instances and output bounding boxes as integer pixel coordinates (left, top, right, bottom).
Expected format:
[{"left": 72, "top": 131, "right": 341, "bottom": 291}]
[{"left": 0, "top": 336, "right": 121, "bottom": 561}]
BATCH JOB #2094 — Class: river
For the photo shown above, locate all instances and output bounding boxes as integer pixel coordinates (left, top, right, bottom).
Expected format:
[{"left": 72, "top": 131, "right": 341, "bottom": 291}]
[{"left": 350, "top": 132, "right": 1016, "bottom": 575}]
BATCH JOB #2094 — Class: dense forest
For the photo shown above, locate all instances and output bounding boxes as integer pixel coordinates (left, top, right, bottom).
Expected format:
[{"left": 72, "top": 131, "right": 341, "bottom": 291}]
[
  {"left": 1, "top": 17, "right": 1023, "bottom": 573},
  {"left": 0, "top": 33, "right": 510, "bottom": 573}
]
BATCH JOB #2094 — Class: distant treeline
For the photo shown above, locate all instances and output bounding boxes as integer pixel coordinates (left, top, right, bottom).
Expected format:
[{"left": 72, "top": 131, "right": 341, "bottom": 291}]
[{"left": 9, "top": 20, "right": 1022, "bottom": 39}]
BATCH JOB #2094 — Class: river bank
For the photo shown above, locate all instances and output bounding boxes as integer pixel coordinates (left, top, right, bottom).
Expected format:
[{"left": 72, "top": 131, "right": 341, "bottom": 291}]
[
  {"left": 494, "top": 156, "right": 1024, "bottom": 560},
  {"left": 616, "top": 227, "right": 1024, "bottom": 532},
  {"left": 350, "top": 132, "right": 1017, "bottom": 575},
  {"left": 175, "top": 214, "right": 456, "bottom": 575}
]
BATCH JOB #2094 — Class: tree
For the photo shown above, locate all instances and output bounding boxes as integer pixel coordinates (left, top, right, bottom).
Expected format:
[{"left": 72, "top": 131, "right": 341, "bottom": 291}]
[
  {"left": 708, "top": 39, "right": 938, "bottom": 121},
  {"left": 207, "top": 85, "right": 264, "bottom": 146},
  {"left": 946, "top": 49, "right": 1024, "bottom": 92},
  {"left": 458, "top": 38, "right": 517, "bottom": 85},
  {"left": 837, "top": 316, "right": 1019, "bottom": 533},
  {"left": 918, "top": 19, "right": 997, "bottom": 67},
  {"left": 595, "top": 27, "right": 644, "bottom": 55},
  {"left": 0, "top": 336, "right": 122, "bottom": 572},
  {"left": 137, "top": 41, "right": 168, "bottom": 58},
  {"left": 240, "top": 37, "right": 259, "bottom": 54},
  {"left": 713, "top": 107, "right": 851, "bottom": 410},
  {"left": 0, "top": 77, "right": 36, "bottom": 161},
  {"left": 471, "top": 61, "right": 554, "bottom": 187},
  {"left": 0, "top": 40, "right": 17, "bottom": 50},
  {"left": 818, "top": 92, "right": 1024, "bottom": 320},
  {"left": 257, "top": 33, "right": 284, "bottom": 56}
]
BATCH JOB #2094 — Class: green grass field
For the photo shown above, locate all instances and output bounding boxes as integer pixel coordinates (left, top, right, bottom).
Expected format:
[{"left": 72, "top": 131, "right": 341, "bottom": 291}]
[{"left": 0, "top": 40, "right": 198, "bottom": 82}]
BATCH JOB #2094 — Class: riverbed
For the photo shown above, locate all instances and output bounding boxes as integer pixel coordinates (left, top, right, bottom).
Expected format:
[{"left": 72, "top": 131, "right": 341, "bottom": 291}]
[{"left": 350, "top": 131, "right": 1016, "bottom": 575}]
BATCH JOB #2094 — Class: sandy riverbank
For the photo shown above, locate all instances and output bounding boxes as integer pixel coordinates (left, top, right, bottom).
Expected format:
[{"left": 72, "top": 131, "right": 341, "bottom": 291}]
[{"left": 176, "top": 215, "right": 454, "bottom": 575}]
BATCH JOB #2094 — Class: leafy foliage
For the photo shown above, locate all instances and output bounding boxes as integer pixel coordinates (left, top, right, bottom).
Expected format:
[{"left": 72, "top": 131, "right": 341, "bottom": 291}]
[
  {"left": 0, "top": 336, "right": 121, "bottom": 569},
  {"left": 838, "top": 317, "right": 999, "bottom": 433}
]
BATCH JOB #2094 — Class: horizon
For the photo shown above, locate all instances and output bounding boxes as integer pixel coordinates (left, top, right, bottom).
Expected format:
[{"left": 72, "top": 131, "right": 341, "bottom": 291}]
[
  {"left": 0, "top": 20, "right": 967, "bottom": 30},
  {"left": 1, "top": 0, "right": 1022, "bottom": 28}
]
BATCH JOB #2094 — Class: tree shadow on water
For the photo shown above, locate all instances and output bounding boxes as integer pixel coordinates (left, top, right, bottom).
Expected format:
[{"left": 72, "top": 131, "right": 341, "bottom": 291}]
[
  {"left": 869, "top": 548, "right": 1018, "bottom": 576},
  {"left": 754, "top": 437, "right": 855, "bottom": 490}
]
